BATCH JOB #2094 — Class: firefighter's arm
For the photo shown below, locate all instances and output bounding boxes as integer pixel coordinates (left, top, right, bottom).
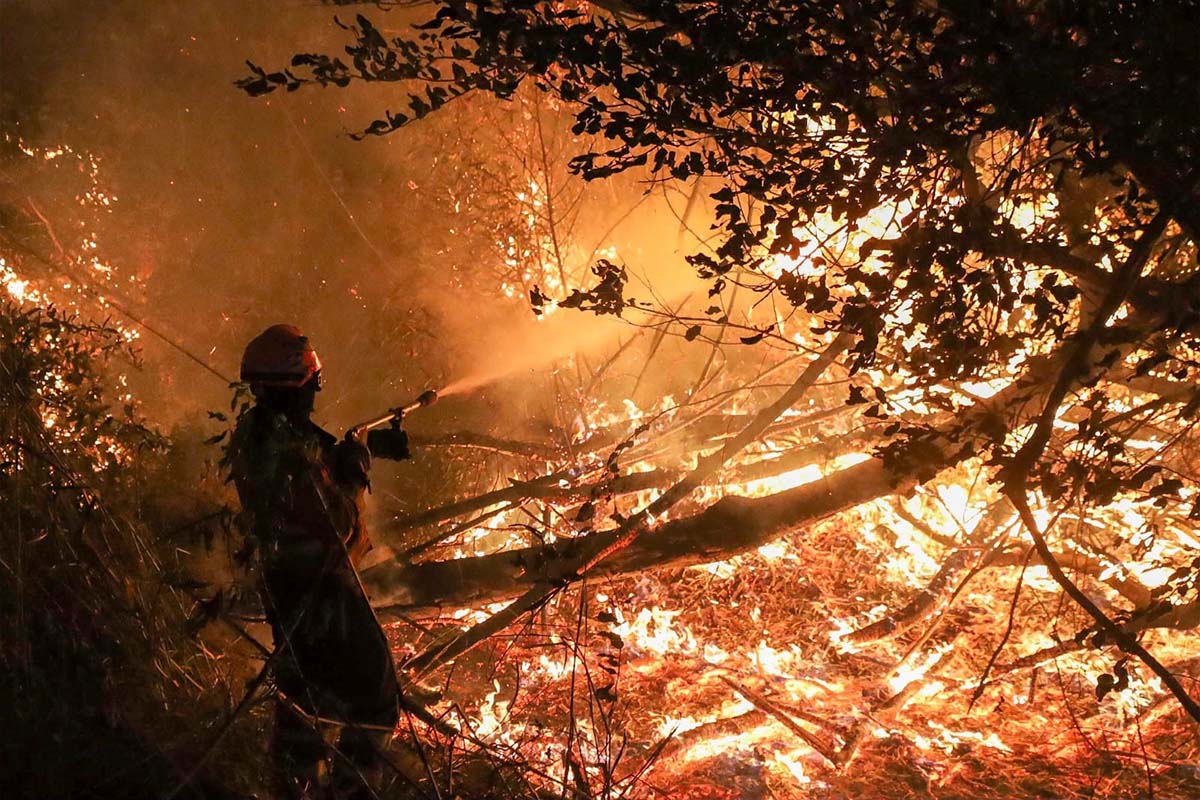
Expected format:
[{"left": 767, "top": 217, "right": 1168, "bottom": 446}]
[
  {"left": 330, "top": 436, "right": 374, "bottom": 562},
  {"left": 331, "top": 436, "right": 372, "bottom": 492}
]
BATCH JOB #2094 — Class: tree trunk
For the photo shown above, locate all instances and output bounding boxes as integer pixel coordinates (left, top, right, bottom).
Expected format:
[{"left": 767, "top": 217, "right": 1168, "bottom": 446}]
[
  {"left": 366, "top": 340, "right": 1192, "bottom": 618},
  {"left": 366, "top": 456, "right": 918, "bottom": 613}
]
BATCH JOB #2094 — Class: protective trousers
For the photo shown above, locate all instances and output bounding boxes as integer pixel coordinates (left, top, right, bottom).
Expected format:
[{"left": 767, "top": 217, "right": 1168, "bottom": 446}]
[{"left": 261, "top": 541, "right": 399, "bottom": 799}]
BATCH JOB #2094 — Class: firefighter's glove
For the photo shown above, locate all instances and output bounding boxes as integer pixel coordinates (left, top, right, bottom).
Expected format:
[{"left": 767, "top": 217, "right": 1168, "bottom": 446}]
[
  {"left": 333, "top": 436, "right": 372, "bottom": 489},
  {"left": 366, "top": 426, "right": 411, "bottom": 462}
]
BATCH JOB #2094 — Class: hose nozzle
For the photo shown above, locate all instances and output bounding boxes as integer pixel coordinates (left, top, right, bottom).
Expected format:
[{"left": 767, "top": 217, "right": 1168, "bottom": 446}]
[{"left": 348, "top": 388, "right": 441, "bottom": 439}]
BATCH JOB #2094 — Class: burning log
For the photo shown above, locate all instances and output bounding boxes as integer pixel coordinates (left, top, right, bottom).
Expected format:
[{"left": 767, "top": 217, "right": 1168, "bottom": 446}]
[
  {"left": 367, "top": 454, "right": 920, "bottom": 613},
  {"left": 359, "top": 310, "right": 1200, "bottom": 795},
  {"left": 657, "top": 710, "right": 769, "bottom": 763},
  {"left": 371, "top": 339, "right": 1198, "bottom": 705},
  {"left": 717, "top": 675, "right": 838, "bottom": 766},
  {"left": 367, "top": 345, "right": 1064, "bottom": 612}
]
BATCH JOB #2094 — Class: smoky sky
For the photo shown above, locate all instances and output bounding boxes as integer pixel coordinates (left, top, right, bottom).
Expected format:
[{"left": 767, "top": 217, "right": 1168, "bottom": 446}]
[{"left": 0, "top": 0, "right": 715, "bottom": 460}]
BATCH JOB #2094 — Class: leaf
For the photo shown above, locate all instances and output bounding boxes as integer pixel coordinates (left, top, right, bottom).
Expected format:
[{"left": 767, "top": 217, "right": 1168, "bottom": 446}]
[
  {"left": 594, "top": 684, "right": 618, "bottom": 703},
  {"left": 596, "top": 630, "right": 624, "bottom": 649},
  {"left": 529, "top": 285, "right": 549, "bottom": 315}
]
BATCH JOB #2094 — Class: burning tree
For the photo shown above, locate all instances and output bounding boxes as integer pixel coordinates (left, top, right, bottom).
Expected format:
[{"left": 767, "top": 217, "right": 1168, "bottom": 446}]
[{"left": 235, "top": 2, "right": 1200, "bottom": 796}]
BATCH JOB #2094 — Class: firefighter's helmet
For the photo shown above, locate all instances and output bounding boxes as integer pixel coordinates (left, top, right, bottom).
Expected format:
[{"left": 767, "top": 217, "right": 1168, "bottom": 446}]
[{"left": 240, "top": 324, "right": 322, "bottom": 389}]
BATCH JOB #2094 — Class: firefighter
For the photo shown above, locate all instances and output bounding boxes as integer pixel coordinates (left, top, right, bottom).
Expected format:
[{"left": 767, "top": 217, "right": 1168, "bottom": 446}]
[{"left": 228, "top": 324, "right": 400, "bottom": 799}]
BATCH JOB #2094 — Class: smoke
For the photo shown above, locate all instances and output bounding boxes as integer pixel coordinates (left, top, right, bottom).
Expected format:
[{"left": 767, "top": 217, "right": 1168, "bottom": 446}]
[{"left": 0, "top": 0, "right": 723, "bottom": 457}]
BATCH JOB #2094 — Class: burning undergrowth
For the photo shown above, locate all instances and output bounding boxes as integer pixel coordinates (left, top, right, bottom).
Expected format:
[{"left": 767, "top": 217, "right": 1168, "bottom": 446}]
[
  {"left": 6, "top": 2, "right": 1200, "bottom": 791},
  {"left": 364, "top": 383, "right": 1200, "bottom": 799},
  {"left": 379, "top": 525, "right": 1200, "bottom": 797}
]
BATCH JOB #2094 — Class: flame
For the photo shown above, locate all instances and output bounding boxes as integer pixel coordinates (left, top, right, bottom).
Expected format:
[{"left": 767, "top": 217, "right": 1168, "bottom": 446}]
[{"left": 887, "top": 642, "right": 951, "bottom": 694}]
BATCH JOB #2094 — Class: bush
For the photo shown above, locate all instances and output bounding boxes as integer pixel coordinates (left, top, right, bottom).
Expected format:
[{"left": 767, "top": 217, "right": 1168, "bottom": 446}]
[{"left": 0, "top": 298, "right": 253, "bottom": 799}]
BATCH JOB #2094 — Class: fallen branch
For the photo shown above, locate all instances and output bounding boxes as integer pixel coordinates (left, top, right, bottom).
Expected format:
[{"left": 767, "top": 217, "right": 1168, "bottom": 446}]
[
  {"left": 395, "top": 333, "right": 853, "bottom": 678},
  {"left": 366, "top": 345, "right": 1066, "bottom": 612},
  {"left": 718, "top": 675, "right": 838, "bottom": 766}
]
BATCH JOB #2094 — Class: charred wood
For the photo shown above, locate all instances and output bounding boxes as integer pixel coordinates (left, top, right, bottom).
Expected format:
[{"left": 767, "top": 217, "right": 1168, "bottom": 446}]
[
  {"left": 718, "top": 675, "right": 838, "bottom": 765},
  {"left": 657, "top": 710, "right": 769, "bottom": 762}
]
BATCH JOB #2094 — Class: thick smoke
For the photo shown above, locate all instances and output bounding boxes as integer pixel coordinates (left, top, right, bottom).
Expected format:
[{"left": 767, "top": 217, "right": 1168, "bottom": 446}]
[{"left": 0, "top": 1, "right": 722, "bottom": 524}]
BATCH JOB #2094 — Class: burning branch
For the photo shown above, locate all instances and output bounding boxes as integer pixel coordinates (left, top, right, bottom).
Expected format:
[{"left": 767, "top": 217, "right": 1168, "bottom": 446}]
[
  {"left": 394, "top": 334, "right": 853, "bottom": 678},
  {"left": 717, "top": 675, "right": 838, "bottom": 766},
  {"left": 999, "top": 210, "right": 1200, "bottom": 723},
  {"left": 367, "top": 345, "right": 1066, "bottom": 612}
]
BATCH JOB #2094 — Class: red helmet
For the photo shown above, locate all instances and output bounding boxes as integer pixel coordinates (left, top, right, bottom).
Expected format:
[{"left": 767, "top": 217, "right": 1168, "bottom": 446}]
[{"left": 240, "top": 324, "right": 322, "bottom": 388}]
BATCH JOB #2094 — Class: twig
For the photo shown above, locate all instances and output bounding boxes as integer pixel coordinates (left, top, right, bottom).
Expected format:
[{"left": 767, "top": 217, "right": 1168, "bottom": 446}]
[
  {"left": 968, "top": 545, "right": 1034, "bottom": 713},
  {"left": 718, "top": 675, "right": 837, "bottom": 766}
]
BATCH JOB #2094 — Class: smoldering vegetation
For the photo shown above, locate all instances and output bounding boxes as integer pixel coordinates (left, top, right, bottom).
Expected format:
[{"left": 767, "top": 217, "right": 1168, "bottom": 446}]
[{"left": 6, "top": 3, "right": 1200, "bottom": 800}]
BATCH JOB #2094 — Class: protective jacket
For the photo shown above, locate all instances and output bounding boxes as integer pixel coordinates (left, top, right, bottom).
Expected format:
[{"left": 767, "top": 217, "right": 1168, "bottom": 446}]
[
  {"left": 228, "top": 405, "right": 398, "bottom": 799},
  {"left": 230, "top": 405, "right": 373, "bottom": 563}
]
